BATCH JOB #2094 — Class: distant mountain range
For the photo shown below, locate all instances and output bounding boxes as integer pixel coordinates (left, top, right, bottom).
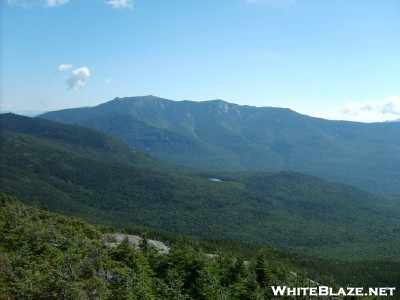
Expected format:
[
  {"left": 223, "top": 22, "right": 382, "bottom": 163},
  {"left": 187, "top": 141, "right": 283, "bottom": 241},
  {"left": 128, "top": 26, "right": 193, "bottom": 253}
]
[
  {"left": 1, "top": 113, "right": 400, "bottom": 260},
  {"left": 39, "top": 95, "right": 400, "bottom": 194}
]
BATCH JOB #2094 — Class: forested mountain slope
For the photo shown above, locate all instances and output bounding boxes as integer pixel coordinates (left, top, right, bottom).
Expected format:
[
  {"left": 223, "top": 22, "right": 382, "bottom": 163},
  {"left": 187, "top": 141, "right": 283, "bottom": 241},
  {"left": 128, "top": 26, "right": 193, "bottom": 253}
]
[
  {"left": 1, "top": 193, "right": 314, "bottom": 299},
  {"left": 39, "top": 96, "right": 400, "bottom": 194},
  {"left": 1, "top": 113, "right": 190, "bottom": 174},
  {"left": 2, "top": 114, "right": 400, "bottom": 260}
]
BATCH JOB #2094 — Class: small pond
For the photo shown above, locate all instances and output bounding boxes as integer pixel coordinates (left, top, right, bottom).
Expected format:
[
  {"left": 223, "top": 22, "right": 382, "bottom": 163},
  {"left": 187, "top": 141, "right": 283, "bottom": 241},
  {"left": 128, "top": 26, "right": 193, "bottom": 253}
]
[{"left": 209, "top": 178, "right": 222, "bottom": 182}]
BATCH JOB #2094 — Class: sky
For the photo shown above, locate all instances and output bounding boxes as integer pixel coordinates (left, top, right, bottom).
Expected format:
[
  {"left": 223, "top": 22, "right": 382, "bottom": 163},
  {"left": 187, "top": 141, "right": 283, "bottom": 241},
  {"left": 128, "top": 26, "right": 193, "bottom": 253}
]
[{"left": 1, "top": 0, "right": 400, "bottom": 122}]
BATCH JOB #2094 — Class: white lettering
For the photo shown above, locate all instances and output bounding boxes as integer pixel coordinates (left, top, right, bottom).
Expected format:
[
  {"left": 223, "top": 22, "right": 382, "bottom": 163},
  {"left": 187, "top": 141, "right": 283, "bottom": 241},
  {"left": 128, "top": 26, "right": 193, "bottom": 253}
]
[
  {"left": 379, "top": 287, "right": 387, "bottom": 296},
  {"left": 287, "top": 287, "right": 296, "bottom": 296},
  {"left": 337, "top": 287, "right": 346, "bottom": 296},
  {"left": 369, "top": 287, "right": 379, "bottom": 296},
  {"left": 347, "top": 287, "right": 355, "bottom": 296},
  {"left": 319, "top": 286, "right": 329, "bottom": 296},
  {"left": 387, "top": 287, "right": 396, "bottom": 296},
  {"left": 271, "top": 286, "right": 286, "bottom": 296},
  {"left": 270, "top": 286, "right": 396, "bottom": 297},
  {"left": 355, "top": 287, "right": 363, "bottom": 296},
  {"left": 299, "top": 287, "right": 308, "bottom": 295},
  {"left": 309, "top": 287, "right": 317, "bottom": 296}
]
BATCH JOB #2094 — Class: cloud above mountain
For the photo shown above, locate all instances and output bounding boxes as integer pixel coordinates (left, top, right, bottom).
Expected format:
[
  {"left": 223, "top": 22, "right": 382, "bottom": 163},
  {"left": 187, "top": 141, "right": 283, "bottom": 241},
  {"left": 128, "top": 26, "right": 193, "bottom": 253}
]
[
  {"left": 296, "top": 96, "right": 400, "bottom": 123},
  {"left": 54, "top": 64, "right": 90, "bottom": 90},
  {"left": 66, "top": 67, "right": 91, "bottom": 90},
  {"left": 343, "top": 97, "right": 400, "bottom": 117}
]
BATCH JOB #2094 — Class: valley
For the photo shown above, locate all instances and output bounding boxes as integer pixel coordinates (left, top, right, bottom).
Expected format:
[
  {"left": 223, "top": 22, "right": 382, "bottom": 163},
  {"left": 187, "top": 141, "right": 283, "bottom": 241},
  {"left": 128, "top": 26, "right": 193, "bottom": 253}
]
[
  {"left": 4, "top": 0, "right": 398, "bottom": 297},
  {"left": 39, "top": 96, "right": 400, "bottom": 194},
  {"left": 1, "top": 113, "right": 400, "bottom": 261},
  {"left": 1, "top": 106, "right": 400, "bottom": 298}
]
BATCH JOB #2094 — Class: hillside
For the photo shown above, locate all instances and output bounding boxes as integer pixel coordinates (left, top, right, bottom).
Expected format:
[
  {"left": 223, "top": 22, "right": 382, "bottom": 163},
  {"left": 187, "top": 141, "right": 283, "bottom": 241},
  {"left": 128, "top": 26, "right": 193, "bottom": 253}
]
[
  {"left": 2, "top": 114, "right": 400, "bottom": 260},
  {"left": 1, "top": 193, "right": 314, "bottom": 299},
  {"left": 2, "top": 193, "right": 400, "bottom": 299},
  {"left": 0, "top": 113, "right": 191, "bottom": 174},
  {"left": 38, "top": 96, "right": 400, "bottom": 194}
]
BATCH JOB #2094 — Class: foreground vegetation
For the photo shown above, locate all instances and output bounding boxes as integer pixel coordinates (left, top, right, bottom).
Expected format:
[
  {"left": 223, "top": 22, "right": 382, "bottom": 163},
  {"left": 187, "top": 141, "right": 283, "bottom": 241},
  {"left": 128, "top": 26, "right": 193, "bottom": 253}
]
[
  {"left": 1, "top": 113, "right": 399, "bottom": 298},
  {"left": 1, "top": 194, "right": 399, "bottom": 299},
  {"left": 0, "top": 193, "right": 313, "bottom": 299}
]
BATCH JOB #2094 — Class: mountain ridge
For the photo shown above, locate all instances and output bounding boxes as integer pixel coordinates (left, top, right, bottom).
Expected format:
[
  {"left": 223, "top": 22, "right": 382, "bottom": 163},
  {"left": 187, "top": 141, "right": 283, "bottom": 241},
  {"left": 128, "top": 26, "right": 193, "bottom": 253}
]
[
  {"left": 0, "top": 113, "right": 192, "bottom": 174},
  {"left": 2, "top": 114, "right": 400, "bottom": 260},
  {"left": 39, "top": 96, "right": 400, "bottom": 194}
]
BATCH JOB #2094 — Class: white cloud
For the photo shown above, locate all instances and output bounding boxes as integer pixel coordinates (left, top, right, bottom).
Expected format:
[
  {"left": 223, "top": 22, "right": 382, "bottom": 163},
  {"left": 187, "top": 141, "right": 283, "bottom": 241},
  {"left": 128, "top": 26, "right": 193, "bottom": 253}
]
[
  {"left": 297, "top": 96, "right": 400, "bottom": 123},
  {"left": 105, "top": 0, "right": 133, "bottom": 10},
  {"left": 7, "top": 0, "right": 69, "bottom": 8},
  {"left": 56, "top": 64, "right": 73, "bottom": 73},
  {"left": 7, "top": 0, "right": 34, "bottom": 8},
  {"left": 343, "top": 97, "right": 400, "bottom": 117},
  {"left": 45, "top": 0, "right": 69, "bottom": 7},
  {"left": 66, "top": 67, "right": 90, "bottom": 89}
]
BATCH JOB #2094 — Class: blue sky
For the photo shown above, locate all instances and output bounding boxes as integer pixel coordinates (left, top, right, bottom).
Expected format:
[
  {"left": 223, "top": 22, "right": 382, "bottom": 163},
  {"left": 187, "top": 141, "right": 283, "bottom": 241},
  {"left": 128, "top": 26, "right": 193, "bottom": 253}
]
[{"left": 2, "top": 0, "right": 400, "bottom": 122}]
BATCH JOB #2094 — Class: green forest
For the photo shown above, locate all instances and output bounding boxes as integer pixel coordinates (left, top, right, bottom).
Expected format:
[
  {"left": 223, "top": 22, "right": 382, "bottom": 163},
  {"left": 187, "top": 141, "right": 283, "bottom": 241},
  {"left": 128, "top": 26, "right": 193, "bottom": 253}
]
[
  {"left": 0, "top": 193, "right": 315, "bottom": 299},
  {"left": 2, "top": 127, "right": 400, "bottom": 260},
  {"left": 39, "top": 96, "right": 400, "bottom": 194},
  {"left": 1, "top": 193, "right": 399, "bottom": 299},
  {"left": 1, "top": 113, "right": 399, "bottom": 299}
]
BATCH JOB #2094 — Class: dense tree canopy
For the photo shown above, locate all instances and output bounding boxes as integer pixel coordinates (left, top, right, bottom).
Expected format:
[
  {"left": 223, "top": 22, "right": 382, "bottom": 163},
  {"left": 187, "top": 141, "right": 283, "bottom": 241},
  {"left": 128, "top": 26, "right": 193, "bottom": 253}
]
[
  {"left": 0, "top": 193, "right": 305, "bottom": 299},
  {"left": 1, "top": 194, "right": 399, "bottom": 299}
]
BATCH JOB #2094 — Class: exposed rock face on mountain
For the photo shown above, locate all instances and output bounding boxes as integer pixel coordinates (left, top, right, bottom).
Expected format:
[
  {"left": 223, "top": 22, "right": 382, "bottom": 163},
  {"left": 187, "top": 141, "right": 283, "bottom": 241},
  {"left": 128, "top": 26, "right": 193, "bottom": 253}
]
[
  {"left": 39, "top": 95, "right": 400, "bottom": 193},
  {"left": 103, "top": 233, "right": 170, "bottom": 253}
]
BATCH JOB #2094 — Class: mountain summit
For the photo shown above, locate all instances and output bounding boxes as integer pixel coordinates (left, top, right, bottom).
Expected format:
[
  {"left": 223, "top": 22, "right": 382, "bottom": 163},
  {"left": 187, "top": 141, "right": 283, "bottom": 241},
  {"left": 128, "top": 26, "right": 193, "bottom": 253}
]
[{"left": 39, "top": 96, "right": 400, "bottom": 194}]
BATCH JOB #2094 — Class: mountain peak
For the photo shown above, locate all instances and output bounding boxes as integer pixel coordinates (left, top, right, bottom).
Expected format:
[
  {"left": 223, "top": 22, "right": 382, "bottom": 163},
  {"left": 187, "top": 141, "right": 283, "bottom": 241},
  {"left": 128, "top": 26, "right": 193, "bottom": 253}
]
[
  {"left": 112, "top": 95, "right": 167, "bottom": 102},
  {"left": 38, "top": 96, "right": 400, "bottom": 194}
]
